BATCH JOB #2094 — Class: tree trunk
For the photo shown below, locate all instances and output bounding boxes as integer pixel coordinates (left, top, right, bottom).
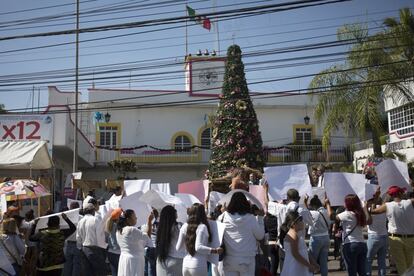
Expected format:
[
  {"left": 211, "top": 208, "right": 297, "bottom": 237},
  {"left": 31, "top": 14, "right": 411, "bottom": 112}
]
[{"left": 371, "top": 129, "right": 383, "bottom": 157}]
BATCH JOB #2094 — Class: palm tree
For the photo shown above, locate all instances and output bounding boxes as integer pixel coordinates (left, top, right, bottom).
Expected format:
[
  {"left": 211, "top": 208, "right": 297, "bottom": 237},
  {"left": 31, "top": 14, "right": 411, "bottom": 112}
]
[
  {"left": 310, "top": 9, "right": 414, "bottom": 158},
  {"left": 381, "top": 8, "right": 414, "bottom": 102},
  {"left": 309, "top": 24, "right": 387, "bottom": 157}
]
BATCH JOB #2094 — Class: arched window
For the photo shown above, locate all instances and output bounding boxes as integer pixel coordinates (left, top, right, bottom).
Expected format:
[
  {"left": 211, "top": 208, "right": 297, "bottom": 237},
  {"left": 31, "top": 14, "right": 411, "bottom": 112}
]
[
  {"left": 201, "top": 128, "right": 212, "bottom": 149},
  {"left": 174, "top": 135, "right": 192, "bottom": 151}
]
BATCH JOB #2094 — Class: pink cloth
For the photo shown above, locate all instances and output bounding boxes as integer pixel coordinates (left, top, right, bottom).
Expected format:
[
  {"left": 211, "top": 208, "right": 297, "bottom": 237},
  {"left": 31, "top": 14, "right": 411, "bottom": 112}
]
[
  {"left": 178, "top": 180, "right": 208, "bottom": 203},
  {"left": 248, "top": 185, "right": 266, "bottom": 212}
]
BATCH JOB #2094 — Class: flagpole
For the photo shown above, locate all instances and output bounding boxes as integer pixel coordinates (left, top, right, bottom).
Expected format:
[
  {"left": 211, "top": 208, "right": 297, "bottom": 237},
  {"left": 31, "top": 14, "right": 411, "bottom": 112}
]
[
  {"left": 213, "top": 0, "right": 220, "bottom": 54},
  {"left": 185, "top": 3, "right": 188, "bottom": 56}
]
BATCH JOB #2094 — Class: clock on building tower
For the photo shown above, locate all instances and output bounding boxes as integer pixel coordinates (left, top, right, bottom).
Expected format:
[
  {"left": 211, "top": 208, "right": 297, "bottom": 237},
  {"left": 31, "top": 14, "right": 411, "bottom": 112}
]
[{"left": 185, "top": 55, "right": 225, "bottom": 97}]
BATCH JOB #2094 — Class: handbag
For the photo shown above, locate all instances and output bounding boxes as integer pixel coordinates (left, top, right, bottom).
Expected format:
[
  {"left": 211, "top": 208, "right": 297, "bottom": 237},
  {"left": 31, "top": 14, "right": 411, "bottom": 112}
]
[{"left": 255, "top": 241, "right": 271, "bottom": 276}]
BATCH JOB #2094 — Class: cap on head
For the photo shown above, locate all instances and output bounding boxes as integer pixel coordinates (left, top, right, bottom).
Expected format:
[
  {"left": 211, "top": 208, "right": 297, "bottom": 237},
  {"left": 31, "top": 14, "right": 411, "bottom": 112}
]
[{"left": 387, "top": 186, "right": 406, "bottom": 197}]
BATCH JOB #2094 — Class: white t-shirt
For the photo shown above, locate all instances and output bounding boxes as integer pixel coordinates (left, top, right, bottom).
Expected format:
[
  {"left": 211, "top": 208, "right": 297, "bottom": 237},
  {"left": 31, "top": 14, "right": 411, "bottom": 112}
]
[
  {"left": 337, "top": 211, "right": 365, "bottom": 244},
  {"left": 308, "top": 208, "right": 330, "bottom": 237},
  {"left": 367, "top": 205, "right": 387, "bottom": 236},
  {"left": 386, "top": 199, "right": 414, "bottom": 235},
  {"left": 268, "top": 201, "right": 312, "bottom": 236}
]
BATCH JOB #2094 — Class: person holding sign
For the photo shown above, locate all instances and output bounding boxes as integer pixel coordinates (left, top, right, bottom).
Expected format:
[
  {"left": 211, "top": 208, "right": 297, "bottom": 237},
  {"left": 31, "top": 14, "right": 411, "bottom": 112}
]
[
  {"left": 29, "top": 213, "right": 76, "bottom": 276},
  {"left": 117, "top": 209, "right": 154, "bottom": 276},
  {"left": 370, "top": 186, "right": 414, "bottom": 275},
  {"left": 304, "top": 195, "right": 331, "bottom": 276},
  {"left": 326, "top": 194, "right": 371, "bottom": 276}
]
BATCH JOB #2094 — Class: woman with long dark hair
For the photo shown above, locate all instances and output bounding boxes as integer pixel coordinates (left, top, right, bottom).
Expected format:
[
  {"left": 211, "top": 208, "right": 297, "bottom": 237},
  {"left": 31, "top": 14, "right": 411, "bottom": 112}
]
[
  {"left": 116, "top": 209, "right": 154, "bottom": 276},
  {"left": 219, "top": 192, "right": 265, "bottom": 276},
  {"left": 156, "top": 205, "right": 185, "bottom": 276},
  {"left": 326, "top": 194, "right": 370, "bottom": 276},
  {"left": 279, "top": 211, "right": 319, "bottom": 276},
  {"left": 176, "top": 203, "right": 222, "bottom": 276}
]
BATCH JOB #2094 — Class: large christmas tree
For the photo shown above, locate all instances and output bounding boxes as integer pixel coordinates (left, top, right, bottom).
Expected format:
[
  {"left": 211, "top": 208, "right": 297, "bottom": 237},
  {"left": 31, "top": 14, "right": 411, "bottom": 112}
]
[{"left": 208, "top": 45, "right": 265, "bottom": 180}]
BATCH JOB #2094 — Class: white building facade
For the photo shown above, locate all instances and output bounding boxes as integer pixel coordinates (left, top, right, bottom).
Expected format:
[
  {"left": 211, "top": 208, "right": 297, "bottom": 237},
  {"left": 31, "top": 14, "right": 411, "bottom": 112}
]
[
  {"left": 353, "top": 83, "right": 414, "bottom": 169},
  {"left": 47, "top": 55, "right": 354, "bottom": 192}
]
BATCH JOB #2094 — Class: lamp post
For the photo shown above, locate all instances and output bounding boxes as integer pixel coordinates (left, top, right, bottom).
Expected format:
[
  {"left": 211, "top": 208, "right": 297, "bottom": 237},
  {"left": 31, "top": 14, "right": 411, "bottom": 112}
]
[
  {"left": 104, "top": 112, "right": 111, "bottom": 123},
  {"left": 304, "top": 115, "right": 310, "bottom": 125}
]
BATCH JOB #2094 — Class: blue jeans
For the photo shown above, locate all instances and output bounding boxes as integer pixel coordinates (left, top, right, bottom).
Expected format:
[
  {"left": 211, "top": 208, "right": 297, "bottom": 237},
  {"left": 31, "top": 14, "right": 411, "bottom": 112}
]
[
  {"left": 144, "top": 247, "right": 157, "bottom": 276},
  {"left": 366, "top": 234, "right": 387, "bottom": 276},
  {"left": 63, "top": 242, "right": 81, "bottom": 276},
  {"left": 309, "top": 235, "right": 330, "bottom": 276},
  {"left": 107, "top": 252, "right": 120, "bottom": 276},
  {"left": 342, "top": 242, "right": 368, "bottom": 276}
]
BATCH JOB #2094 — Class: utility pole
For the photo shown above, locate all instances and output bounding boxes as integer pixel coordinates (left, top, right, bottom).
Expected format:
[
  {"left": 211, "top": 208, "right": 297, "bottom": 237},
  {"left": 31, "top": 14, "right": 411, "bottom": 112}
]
[{"left": 73, "top": 0, "right": 80, "bottom": 173}]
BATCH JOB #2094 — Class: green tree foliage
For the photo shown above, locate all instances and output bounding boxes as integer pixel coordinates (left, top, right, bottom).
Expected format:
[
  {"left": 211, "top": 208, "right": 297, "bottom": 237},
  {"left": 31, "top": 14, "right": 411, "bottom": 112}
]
[
  {"left": 309, "top": 8, "right": 414, "bottom": 157},
  {"left": 207, "top": 45, "right": 265, "bottom": 179}
]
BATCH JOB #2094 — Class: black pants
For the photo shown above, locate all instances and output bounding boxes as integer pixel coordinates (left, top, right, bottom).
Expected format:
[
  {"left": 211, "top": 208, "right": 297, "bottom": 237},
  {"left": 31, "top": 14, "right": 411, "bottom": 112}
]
[
  {"left": 37, "top": 269, "right": 62, "bottom": 276},
  {"left": 81, "top": 246, "right": 107, "bottom": 276}
]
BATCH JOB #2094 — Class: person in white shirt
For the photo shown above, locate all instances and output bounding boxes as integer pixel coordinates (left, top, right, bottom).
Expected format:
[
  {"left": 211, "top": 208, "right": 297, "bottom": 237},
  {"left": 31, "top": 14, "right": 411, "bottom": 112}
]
[
  {"left": 176, "top": 203, "right": 222, "bottom": 276},
  {"left": 304, "top": 195, "right": 330, "bottom": 276},
  {"left": 117, "top": 209, "right": 154, "bottom": 276},
  {"left": 371, "top": 185, "right": 414, "bottom": 275},
  {"left": 327, "top": 194, "right": 370, "bottom": 276},
  {"left": 365, "top": 193, "right": 387, "bottom": 276},
  {"left": 219, "top": 192, "right": 265, "bottom": 276},
  {"left": 264, "top": 185, "right": 313, "bottom": 236},
  {"left": 156, "top": 205, "right": 185, "bottom": 276},
  {"left": 76, "top": 203, "right": 107, "bottom": 276}
]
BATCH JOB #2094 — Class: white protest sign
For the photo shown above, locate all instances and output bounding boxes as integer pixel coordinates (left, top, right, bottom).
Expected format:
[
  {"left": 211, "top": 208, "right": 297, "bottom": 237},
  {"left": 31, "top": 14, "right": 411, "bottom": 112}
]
[
  {"left": 106, "top": 194, "right": 123, "bottom": 210},
  {"left": 219, "top": 189, "right": 263, "bottom": 210},
  {"left": 264, "top": 164, "right": 312, "bottom": 201},
  {"left": 67, "top": 198, "right": 82, "bottom": 209},
  {"left": 124, "top": 179, "right": 151, "bottom": 196},
  {"left": 376, "top": 159, "right": 411, "bottom": 194},
  {"left": 175, "top": 203, "right": 188, "bottom": 224},
  {"left": 208, "top": 191, "right": 225, "bottom": 212},
  {"left": 151, "top": 183, "right": 171, "bottom": 195},
  {"left": 139, "top": 189, "right": 183, "bottom": 211},
  {"left": 324, "top": 173, "right": 368, "bottom": 206},
  {"left": 365, "top": 183, "right": 378, "bottom": 201},
  {"left": 175, "top": 193, "right": 201, "bottom": 208},
  {"left": 119, "top": 192, "right": 152, "bottom": 227},
  {"left": 299, "top": 187, "right": 326, "bottom": 205},
  {"left": 35, "top": 208, "right": 80, "bottom": 232}
]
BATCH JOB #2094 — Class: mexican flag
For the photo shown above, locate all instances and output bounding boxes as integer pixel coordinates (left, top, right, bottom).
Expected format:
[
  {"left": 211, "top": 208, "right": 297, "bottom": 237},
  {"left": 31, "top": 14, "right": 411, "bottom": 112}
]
[{"left": 186, "top": 5, "right": 211, "bottom": 31}]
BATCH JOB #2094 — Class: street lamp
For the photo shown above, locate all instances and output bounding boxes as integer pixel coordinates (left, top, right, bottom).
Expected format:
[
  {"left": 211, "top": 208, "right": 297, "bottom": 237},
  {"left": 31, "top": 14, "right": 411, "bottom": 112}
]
[
  {"left": 104, "top": 112, "right": 111, "bottom": 123},
  {"left": 304, "top": 115, "right": 310, "bottom": 125}
]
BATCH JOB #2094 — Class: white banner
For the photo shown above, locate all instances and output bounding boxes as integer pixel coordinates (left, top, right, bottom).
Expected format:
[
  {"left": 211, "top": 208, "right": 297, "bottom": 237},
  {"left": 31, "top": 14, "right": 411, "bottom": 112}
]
[
  {"left": 151, "top": 183, "right": 171, "bottom": 195},
  {"left": 0, "top": 194, "right": 7, "bottom": 215},
  {"left": 208, "top": 191, "right": 225, "bottom": 212},
  {"left": 119, "top": 192, "right": 152, "bottom": 227},
  {"left": 324, "top": 173, "right": 377, "bottom": 206},
  {"left": 0, "top": 114, "right": 54, "bottom": 156},
  {"left": 124, "top": 179, "right": 151, "bottom": 196},
  {"left": 376, "top": 159, "right": 411, "bottom": 194},
  {"left": 66, "top": 198, "right": 82, "bottom": 209},
  {"left": 175, "top": 193, "right": 201, "bottom": 208},
  {"left": 264, "top": 164, "right": 312, "bottom": 201},
  {"left": 219, "top": 189, "right": 263, "bottom": 210},
  {"left": 139, "top": 189, "right": 183, "bottom": 211},
  {"left": 35, "top": 208, "right": 80, "bottom": 232},
  {"left": 299, "top": 187, "right": 326, "bottom": 205}
]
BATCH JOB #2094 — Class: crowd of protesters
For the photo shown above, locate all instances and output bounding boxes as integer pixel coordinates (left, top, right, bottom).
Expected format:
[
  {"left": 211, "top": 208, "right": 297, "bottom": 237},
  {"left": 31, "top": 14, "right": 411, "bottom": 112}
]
[{"left": 0, "top": 169, "right": 413, "bottom": 276}]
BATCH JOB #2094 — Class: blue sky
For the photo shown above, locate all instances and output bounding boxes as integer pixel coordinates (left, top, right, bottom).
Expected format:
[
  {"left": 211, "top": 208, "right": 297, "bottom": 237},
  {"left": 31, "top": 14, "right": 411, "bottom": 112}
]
[{"left": 0, "top": 0, "right": 412, "bottom": 111}]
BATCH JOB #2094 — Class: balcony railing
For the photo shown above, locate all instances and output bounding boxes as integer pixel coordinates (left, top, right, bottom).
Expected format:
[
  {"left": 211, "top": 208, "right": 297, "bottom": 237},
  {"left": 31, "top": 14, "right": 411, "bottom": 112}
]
[{"left": 96, "top": 144, "right": 352, "bottom": 164}]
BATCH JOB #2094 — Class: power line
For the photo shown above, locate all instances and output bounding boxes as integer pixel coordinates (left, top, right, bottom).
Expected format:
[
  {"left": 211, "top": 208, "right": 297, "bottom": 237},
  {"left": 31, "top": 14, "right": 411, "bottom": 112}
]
[
  {"left": 4, "top": 58, "right": 409, "bottom": 112},
  {"left": 0, "top": 0, "right": 350, "bottom": 41}
]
